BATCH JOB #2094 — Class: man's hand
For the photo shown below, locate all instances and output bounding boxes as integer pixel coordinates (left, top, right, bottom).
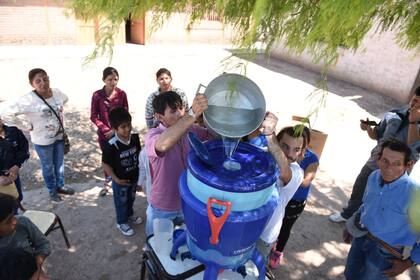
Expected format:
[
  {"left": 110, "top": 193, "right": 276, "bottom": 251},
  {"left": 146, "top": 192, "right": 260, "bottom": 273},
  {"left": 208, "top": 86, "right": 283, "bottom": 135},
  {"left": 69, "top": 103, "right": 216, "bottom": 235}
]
[
  {"left": 113, "top": 177, "right": 131, "bottom": 186},
  {"left": 342, "top": 228, "right": 353, "bottom": 244},
  {"left": 409, "top": 107, "right": 420, "bottom": 123},
  {"left": 6, "top": 165, "right": 19, "bottom": 181},
  {"left": 191, "top": 94, "right": 208, "bottom": 118},
  {"left": 261, "top": 112, "right": 278, "bottom": 136},
  {"left": 383, "top": 258, "right": 413, "bottom": 277},
  {"left": 360, "top": 118, "right": 376, "bottom": 131},
  {"left": 0, "top": 175, "right": 13, "bottom": 186}
]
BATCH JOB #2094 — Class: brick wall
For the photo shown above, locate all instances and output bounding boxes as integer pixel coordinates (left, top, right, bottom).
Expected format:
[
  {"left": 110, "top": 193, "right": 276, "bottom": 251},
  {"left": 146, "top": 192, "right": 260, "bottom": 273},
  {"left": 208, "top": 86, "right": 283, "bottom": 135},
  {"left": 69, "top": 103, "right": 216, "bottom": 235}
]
[{"left": 0, "top": 1, "right": 77, "bottom": 44}]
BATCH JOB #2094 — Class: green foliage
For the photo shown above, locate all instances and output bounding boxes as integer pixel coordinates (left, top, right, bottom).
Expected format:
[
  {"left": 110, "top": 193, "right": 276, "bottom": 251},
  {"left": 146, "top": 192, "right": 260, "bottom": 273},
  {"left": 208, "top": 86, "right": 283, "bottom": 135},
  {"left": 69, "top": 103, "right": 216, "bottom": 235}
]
[
  {"left": 67, "top": 0, "right": 420, "bottom": 64},
  {"left": 67, "top": 0, "right": 419, "bottom": 123}
]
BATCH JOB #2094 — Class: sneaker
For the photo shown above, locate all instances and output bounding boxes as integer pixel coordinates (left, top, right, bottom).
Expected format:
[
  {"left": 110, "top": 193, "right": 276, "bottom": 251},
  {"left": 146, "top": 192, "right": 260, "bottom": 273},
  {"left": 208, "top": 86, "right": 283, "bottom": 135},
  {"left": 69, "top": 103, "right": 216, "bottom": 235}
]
[
  {"left": 117, "top": 223, "right": 134, "bottom": 236},
  {"left": 269, "top": 250, "right": 283, "bottom": 269},
  {"left": 128, "top": 215, "right": 143, "bottom": 225},
  {"left": 50, "top": 193, "right": 63, "bottom": 203},
  {"left": 57, "top": 186, "right": 75, "bottom": 195},
  {"left": 329, "top": 212, "right": 347, "bottom": 223}
]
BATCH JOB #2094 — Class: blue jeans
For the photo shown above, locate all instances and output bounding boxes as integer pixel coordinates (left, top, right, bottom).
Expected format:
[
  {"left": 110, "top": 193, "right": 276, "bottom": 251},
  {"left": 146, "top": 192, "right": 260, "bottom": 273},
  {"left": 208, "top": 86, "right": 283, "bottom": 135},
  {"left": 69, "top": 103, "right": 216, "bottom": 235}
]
[
  {"left": 33, "top": 140, "right": 64, "bottom": 195},
  {"left": 345, "top": 235, "right": 397, "bottom": 280},
  {"left": 112, "top": 181, "right": 136, "bottom": 224},
  {"left": 146, "top": 204, "right": 184, "bottom": 237}
]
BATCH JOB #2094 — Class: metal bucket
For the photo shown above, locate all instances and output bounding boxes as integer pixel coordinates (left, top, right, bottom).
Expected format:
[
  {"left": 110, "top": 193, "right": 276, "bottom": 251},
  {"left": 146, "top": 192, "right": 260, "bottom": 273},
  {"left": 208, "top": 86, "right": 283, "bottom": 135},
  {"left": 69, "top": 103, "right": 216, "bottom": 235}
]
[{"left": 203, "top": 73, "right": 266, "bottom": 138}]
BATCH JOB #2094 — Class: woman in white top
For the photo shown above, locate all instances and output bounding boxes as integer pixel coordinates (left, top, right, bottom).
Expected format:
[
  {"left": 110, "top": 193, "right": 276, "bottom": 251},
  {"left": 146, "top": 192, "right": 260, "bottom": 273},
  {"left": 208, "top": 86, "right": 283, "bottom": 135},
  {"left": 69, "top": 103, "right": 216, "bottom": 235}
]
[{"left": 3, "top": 68, "right": 75, "bottom": 202}]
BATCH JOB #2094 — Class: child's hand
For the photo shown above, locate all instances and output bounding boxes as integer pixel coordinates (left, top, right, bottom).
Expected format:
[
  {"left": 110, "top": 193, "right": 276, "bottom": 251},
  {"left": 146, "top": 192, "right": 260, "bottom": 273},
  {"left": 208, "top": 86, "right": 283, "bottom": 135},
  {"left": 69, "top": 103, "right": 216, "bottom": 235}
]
[
  {"left": 37, "top": 269, "right": 51, "bottom": 280},
  {"left": 0, "top": 175, "right": 13, "bottom": 186}
]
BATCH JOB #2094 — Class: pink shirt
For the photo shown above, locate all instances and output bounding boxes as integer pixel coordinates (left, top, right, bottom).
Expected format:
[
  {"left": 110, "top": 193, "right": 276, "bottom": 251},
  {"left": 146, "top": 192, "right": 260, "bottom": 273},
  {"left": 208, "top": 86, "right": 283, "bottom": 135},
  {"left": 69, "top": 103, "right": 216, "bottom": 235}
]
[{"left": 145, "top": 123, "right": 211, "bottom": 211}]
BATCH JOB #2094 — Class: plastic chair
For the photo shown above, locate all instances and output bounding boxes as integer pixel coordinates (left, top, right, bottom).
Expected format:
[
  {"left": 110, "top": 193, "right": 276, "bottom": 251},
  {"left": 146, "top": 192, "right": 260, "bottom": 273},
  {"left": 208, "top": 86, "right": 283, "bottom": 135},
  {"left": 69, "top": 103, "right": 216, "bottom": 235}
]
[{"left": 23, "top": 210, "right": 71, "bottom": 249}]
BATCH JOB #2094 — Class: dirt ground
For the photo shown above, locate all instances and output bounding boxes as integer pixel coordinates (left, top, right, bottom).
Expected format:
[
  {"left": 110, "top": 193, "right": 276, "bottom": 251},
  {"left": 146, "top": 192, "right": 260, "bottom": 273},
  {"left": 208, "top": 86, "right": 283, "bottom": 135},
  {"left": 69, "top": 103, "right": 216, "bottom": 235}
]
[{"left": 0, "top": 44, "right": 419, "bottom": 280}]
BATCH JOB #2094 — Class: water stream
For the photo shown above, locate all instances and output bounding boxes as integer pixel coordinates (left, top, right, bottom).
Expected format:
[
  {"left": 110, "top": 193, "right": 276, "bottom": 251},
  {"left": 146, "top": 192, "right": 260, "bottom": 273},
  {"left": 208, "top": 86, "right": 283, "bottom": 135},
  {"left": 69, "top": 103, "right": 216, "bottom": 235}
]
[{"left": 221, "top": 136, "right": 241, "bottom": 171}]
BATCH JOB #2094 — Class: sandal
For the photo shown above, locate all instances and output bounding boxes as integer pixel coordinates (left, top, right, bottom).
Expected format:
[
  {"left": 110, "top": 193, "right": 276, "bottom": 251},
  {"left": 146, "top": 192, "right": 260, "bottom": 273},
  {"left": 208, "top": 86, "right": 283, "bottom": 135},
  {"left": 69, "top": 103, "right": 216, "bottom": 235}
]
[{"left": 99, "top": 186, "right": 109, "bottom": 197}]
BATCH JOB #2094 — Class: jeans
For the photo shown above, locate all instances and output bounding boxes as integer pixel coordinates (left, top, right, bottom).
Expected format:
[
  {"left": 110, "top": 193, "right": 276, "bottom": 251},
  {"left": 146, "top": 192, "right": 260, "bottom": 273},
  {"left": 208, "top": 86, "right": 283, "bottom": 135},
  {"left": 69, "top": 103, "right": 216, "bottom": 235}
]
[
  {"left": 145, "top": 204, "right": 184, "bottom": 237},
  {"left": 342, "top": 165, "right": 374, "bottom": 219},
  {"left": 256, "top": 238, "right": 276, "bottom": 265},
  {"left": 33, "top": 140, "right": 64, "bottom": 195},
  {"left": 344, "top": 235, "right": 397, "bottom": 280},
  {"left": 112, "top": 181, "right": 136, "bottom": 224}
]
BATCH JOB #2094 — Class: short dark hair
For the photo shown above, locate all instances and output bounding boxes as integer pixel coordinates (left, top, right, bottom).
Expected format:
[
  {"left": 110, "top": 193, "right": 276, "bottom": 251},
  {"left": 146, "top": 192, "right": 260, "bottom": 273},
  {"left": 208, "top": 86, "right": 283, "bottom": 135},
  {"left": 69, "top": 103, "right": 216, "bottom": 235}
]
[
  {"left": 0, "top": 247, "right": 38, "bottom": 280},
  {"left": 156, "top": 68, "right": 171, "bottom": 79},
  {"left": 301, "top": 126, "right": 311, "bottom": 149},
  {"left": 28, "top": 68, "right": 47, "bottom": 85},
  {"left": 0, "top": 193, "right": 17, "bottom": 222},
  {"left": 108, "top": 107, "right": 131, "bottom": 129},
  {"left": 276, "top": 125, "right": 308, "bottom": 147},
  {"left": 415, "top": 86, "right": 420, "bottom": 96},
  {"left": 102, "top": 67, "right": 119, "bottom": 81},
  {"left": 152, "top": 91, "right": 183, "bottom": 115},
  {"left": 378, "top": 139, "right": 412, "bottom": 164}
]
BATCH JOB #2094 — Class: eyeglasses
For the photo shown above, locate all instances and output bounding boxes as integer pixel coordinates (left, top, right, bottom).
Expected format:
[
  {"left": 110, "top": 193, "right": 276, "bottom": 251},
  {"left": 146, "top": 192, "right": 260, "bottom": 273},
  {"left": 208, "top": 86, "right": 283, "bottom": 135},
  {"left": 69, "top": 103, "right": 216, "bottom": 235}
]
[{"left": 379, "top": 157, "right": 403, "bottom": 167}]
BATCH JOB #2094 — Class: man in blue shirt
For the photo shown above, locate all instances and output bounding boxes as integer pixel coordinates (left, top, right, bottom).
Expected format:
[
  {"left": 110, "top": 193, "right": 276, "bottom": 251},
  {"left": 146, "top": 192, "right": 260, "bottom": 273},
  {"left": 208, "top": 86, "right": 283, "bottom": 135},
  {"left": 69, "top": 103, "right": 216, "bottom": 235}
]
[
  {"left": 330, "top": 87, "right": 420, "bottom": 223},
  {"left": 344, "top": 139, "right": 420, "bottom": 279}
]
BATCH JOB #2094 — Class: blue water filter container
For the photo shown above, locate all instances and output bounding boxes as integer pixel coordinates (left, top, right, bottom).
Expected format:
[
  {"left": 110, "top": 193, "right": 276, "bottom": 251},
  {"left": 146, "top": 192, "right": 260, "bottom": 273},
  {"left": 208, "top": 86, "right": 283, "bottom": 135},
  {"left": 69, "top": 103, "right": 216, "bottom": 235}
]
[{"left": 178, "top": 139, "right": 279, "bottom": 279}]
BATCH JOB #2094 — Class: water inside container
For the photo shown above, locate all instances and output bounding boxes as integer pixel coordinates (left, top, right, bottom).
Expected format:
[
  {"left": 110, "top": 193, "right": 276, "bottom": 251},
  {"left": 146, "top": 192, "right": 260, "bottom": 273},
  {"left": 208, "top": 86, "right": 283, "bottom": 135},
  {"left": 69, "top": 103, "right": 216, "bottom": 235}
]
[{"left": 205, "top": 105, "right": 265, "bottom": 137}]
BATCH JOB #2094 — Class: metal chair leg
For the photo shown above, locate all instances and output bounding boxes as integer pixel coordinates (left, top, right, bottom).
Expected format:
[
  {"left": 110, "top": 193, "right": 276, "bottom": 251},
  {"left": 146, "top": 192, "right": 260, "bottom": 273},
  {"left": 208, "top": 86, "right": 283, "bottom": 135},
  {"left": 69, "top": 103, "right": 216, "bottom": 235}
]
[
  {"left": 56, "top": 215, "right": 71, "bottom": 249},
  {"left": 17, "top": 200, "right": 26, "bottom": 212}
]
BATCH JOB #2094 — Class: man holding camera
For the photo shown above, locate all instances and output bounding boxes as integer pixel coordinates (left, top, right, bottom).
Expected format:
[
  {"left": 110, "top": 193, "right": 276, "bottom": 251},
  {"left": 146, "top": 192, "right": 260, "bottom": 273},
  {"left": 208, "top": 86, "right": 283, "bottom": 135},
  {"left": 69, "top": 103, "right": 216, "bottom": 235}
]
[{"left": 330, "top": 87, "right": 420, "bottom": 223}]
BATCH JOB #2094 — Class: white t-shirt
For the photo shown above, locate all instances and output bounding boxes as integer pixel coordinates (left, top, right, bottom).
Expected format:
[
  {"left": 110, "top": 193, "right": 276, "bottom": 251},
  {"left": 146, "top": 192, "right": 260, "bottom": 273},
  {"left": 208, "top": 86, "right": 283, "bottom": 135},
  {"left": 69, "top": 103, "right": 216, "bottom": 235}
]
[
  {"left": 138, "top": 147, "right": 152, "bottom": 203},
  {"left": 260, "top": 162, "right": 304, "bottom": 244},
  {"left": 2, "top": 89, "right": 68, "bottom": 145}
]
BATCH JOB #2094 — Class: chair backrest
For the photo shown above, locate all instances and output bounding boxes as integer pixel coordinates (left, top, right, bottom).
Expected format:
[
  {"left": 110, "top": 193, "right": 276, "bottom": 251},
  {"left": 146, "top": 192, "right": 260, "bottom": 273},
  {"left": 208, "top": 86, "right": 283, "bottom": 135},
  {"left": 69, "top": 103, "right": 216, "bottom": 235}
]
[{"left": 23, "top": 210, "right": 56, "bottom": 235}]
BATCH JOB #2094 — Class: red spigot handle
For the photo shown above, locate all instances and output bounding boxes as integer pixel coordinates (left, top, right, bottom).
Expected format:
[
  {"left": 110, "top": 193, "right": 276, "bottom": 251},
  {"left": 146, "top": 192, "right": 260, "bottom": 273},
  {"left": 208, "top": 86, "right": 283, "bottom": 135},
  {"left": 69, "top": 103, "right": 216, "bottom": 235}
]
[{"left": 207, "top": 197, "right": 232, "bottom": 245}]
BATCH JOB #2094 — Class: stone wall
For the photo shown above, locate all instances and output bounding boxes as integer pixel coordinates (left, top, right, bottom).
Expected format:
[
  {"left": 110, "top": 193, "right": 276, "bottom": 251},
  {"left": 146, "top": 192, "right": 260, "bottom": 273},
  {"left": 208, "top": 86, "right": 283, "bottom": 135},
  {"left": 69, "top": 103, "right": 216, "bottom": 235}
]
[{"left": 270, "top": 28, "right": 420, "bottom": 103}]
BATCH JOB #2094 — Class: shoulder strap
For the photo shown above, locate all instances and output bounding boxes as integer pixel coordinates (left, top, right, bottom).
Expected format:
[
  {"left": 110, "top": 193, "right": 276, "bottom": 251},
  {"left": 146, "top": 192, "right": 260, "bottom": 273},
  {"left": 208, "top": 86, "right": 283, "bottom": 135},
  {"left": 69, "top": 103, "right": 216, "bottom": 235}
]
[{"left": 33, "top": 90, "right": 65, "bottom": 133}]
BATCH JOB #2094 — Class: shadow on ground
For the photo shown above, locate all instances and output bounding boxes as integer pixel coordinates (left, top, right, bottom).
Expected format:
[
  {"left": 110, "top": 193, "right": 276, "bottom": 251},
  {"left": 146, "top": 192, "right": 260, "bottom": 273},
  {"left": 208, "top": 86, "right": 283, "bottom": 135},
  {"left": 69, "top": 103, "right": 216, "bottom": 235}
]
[{"left": 20, "top": 107, "right": 149, "bottom": 191}]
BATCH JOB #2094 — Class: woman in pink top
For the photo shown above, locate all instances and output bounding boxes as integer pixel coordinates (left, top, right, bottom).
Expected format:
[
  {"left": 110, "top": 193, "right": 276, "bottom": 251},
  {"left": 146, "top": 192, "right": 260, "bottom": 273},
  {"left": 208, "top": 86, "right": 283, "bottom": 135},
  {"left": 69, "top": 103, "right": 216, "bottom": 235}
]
[{"left": 90, "top": 67, "right": 129, "bottom": 196}]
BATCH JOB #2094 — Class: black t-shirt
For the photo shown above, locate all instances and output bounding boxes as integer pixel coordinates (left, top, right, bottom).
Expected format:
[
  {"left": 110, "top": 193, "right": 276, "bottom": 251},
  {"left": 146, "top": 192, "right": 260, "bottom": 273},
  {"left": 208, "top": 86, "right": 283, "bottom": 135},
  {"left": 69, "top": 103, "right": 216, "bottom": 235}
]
[{"left": 102, "top": 133, "right": 141, "bottom": 183}]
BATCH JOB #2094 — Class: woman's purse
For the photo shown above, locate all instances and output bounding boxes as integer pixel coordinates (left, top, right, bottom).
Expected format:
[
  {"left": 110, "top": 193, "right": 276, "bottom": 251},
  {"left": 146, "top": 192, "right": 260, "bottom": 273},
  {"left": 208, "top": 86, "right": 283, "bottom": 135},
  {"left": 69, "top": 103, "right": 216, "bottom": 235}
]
[{"left": 33, "top": 91, "right": 70, "bottom": 154}]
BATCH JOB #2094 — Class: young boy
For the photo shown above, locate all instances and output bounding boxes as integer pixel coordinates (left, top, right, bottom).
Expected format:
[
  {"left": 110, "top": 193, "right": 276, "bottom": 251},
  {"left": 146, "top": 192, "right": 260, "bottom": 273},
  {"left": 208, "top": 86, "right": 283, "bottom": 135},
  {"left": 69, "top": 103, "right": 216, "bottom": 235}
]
[
  {"left": 0, "top": 247, "right": 51, "bottom": 280},
  {"left": 102, "top": 107, "right": 142, "bottom": 236},
  {"left": 0, "top": 193, "right": 51, "bottom": 279}
]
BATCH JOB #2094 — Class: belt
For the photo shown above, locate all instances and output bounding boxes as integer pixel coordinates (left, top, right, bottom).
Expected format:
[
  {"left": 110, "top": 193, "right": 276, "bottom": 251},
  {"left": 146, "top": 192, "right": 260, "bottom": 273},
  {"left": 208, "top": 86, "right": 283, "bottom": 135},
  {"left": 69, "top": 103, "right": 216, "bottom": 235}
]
[{"left": 366, "top": 232, "right": 403, "bottom": 259}]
